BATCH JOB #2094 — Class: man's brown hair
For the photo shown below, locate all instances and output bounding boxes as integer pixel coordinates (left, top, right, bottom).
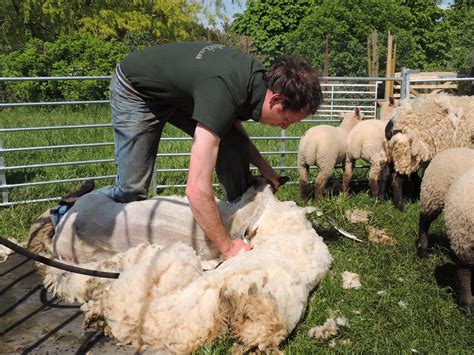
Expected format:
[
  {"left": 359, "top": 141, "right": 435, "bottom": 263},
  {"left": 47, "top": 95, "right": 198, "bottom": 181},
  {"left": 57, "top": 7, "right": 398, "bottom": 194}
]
[{"left": 263, "top": 56, "right": 323, "bottom": 114}]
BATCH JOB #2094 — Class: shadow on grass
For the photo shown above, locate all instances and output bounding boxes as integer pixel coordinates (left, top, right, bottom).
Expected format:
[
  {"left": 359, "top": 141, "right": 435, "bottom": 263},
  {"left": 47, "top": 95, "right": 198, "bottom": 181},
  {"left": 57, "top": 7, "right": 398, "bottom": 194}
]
[
  {"left": 313, "top": 227, "right": 341, "bottom": 243},
  {"left": 434, "top": 262, "right": 457, "bottom": 296},
  {"left": 5, "top": 169, "right": 39, "bottom": 184},
  {"left": 424, "top": 233, "right": 453, "bottom": 255}
]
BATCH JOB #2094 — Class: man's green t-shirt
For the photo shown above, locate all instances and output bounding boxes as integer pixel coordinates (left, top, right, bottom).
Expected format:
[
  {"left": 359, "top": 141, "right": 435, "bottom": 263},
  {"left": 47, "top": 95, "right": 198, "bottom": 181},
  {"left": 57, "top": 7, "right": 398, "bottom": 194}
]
[{"left": 120, "top": 42, "right": 266, "bottom": 138}]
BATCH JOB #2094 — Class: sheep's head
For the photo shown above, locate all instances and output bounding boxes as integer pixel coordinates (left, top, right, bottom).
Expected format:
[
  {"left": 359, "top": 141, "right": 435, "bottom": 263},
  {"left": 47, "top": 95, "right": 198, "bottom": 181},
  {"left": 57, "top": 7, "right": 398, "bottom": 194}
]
[
  {"left": 388, "top": 129, "right": 430, "bottom": 174},
  {"left": 339, "top": 107, "right": 364, "bottom": 131},
  {"left": 219, "top": 283, "right": 287, "bottom": 352},
  {"left": 377, "top": 97, "right": 400, "bottom": 122}
]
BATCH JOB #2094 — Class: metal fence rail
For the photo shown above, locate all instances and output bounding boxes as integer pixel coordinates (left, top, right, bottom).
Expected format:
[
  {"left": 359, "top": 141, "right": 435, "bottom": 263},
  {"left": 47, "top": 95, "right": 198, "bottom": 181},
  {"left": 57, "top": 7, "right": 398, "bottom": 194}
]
[{"left": 1, "top": 73, "right": 472, "bottom": 206}]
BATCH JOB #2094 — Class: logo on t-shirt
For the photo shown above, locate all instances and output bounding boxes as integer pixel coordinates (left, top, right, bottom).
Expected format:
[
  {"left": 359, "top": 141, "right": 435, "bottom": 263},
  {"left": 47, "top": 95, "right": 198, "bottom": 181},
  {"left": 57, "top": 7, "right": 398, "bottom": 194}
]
[{"left": 195, "top": 44, "right": 226, "bottom": 60}]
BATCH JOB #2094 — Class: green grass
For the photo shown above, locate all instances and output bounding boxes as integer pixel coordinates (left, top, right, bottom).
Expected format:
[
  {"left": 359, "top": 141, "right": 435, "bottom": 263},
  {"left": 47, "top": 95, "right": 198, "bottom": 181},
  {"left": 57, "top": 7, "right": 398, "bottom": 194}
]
[{"left": 1, "top": 106, "right": 472, "bottom": 353}]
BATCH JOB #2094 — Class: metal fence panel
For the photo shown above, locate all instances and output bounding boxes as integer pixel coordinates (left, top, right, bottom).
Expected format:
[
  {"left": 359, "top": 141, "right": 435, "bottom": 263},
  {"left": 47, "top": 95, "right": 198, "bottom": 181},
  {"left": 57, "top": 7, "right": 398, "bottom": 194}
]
[{"left": 1, "top": 74, "right": 471, "bottom": 205}]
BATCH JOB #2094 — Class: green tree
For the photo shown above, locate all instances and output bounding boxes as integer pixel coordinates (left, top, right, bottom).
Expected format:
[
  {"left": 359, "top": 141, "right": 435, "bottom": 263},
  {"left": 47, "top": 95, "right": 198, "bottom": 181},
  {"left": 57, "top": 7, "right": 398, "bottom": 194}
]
[
  {"left": 230, "top": 0, "right": 316, "bottom": 64},
  {"left": 443, "top": 0, "right": 474, "bottom": 72},
  {"left": 286, "top": 0, "right": 458, "bottom": 76},
  {"left": 1, "top": 32, "right": 126, "bottom": 101},
  {"left": 0, "top": 0, "right": 224, "bottom": 53}
]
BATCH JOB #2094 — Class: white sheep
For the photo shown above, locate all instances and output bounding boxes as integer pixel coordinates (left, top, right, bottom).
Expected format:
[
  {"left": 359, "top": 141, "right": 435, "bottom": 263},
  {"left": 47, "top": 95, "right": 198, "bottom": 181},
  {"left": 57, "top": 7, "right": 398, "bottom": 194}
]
[
  {"left": 33, "top": 180, "right": 332, "bottom": 353},
  {"left": 342, "top": 119, "right": 390, "bottom": 200},
  {"left": 298, "top": 107, "right": 364, "bottom": 201},
  {"left": 417, "top": 148, "right": 474, "bottom": 258},
  {"left": 444, "top": 167, "right": 474, "bottom": 313}
]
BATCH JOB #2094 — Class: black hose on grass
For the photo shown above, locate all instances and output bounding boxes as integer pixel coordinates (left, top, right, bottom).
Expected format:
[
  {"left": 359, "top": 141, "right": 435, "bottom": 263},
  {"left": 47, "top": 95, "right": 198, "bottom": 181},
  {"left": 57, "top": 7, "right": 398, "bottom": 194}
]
[{"left": 0, "top": 236, "right": 120, "bottom": 279}]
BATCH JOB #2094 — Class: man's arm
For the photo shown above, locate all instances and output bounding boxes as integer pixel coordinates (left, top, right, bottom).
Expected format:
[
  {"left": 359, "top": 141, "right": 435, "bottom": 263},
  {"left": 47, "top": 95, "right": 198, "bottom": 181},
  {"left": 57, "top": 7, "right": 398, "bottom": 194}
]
[
  {"left": 233, "top": 121, "right": 281, "bottom": 190},
  {"left": 186, "top": 122, "right": 252, "bottom": 259}
]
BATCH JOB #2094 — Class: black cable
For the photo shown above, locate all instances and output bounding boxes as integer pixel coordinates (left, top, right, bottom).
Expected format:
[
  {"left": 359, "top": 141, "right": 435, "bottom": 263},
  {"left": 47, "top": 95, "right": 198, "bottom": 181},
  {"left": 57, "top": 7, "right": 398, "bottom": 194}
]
[{"left": 0, "top": 236, "right": 120, "bottom": 279}]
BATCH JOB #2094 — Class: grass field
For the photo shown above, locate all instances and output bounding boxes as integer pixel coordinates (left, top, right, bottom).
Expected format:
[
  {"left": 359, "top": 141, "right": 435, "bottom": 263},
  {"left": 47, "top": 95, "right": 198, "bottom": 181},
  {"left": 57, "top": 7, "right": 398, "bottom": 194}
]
[{"left": 1, "top": 106, "right": 472, "bottom": 353}]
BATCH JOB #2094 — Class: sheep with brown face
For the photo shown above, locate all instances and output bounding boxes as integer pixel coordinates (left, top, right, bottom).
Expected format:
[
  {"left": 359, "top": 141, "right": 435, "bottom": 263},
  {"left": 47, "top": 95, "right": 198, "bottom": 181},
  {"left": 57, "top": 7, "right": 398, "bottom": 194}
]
[{"left": 384, "top": 93, "right": 474, "bottom": 210}]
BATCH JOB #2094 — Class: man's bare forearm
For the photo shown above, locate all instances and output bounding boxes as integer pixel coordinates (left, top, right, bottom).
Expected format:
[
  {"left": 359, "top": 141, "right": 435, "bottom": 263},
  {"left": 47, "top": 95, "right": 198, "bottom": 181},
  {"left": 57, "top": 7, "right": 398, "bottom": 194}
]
[{"left": 186, "top": 186, "right": 232, "bottom": 254}]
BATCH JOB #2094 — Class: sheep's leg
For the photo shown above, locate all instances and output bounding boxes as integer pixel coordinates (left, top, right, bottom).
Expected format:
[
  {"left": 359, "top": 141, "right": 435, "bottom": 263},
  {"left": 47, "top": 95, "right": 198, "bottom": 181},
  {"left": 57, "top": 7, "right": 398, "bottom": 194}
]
[
  {"left": 368, "top": 162, "right": 382, "bottom": 200},
  {"left": 455, "top": 257, "right": 473, "bottom": 314},
  {"left": 391, "top": 171, "right": 405, "bottom": 211},
  {"left": 378, "top": 163, "right": 390, "bottom": 201},
  {"left": 298, "top": 163, "right": 310, "bottom": 202},
  {"left": 342, "top": 158, "right": 354, "bottom": 195},
  {"left": 315, "top": 170, "right": 331, "bottom": 200},
  {"left": 417, "top": 210, "right": 441, "bottom": 258}
]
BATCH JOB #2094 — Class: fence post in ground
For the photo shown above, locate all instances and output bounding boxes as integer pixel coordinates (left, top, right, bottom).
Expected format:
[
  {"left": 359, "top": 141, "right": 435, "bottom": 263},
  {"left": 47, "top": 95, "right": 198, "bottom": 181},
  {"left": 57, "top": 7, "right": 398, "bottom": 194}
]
[
  {"left": 0, "top": 140, "right": 8, "bottom": 204},
  {"left": 400, "top": 68, "right": 411, "bottom": 99}
]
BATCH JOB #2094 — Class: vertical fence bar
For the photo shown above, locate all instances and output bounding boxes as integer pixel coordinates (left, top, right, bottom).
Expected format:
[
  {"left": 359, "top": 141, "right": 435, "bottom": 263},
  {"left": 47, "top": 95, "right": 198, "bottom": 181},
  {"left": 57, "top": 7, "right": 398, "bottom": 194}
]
[
  {"left": 400, "top": 68, "right": 411, "bottom": 99},
  {"left": 330, "top": 84, "right": 335, "bottom": 118},
  {"left": 374, "top": 81, "right": 380, "bottom": 118},
  {"left": 0, "top": 140, "right": 8, "bottom": 204},
  {"left": 280, "top": 129, "right": 286, "bottom": 174}
]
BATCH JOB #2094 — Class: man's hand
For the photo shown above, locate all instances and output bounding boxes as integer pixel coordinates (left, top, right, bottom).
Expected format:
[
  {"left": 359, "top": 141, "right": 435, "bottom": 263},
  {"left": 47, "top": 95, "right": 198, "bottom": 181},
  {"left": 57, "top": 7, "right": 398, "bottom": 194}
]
[
  {"left": 259, "top": 166, "right": 281, "bottom": 191},
  {"left": 222, "top": 239, "right": 253, "bottom": 259}
]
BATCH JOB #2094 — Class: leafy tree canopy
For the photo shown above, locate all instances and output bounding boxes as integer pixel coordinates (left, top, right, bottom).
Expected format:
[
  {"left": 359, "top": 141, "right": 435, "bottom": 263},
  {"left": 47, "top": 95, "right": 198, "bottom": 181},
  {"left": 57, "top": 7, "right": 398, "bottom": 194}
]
[
  {"left": 231, "top": 0, "right": 316, "bottom": 64},
  {"left": 0, "top": 0, "right": 223, "bottom": 52},
  {"left": 232, "top": 0, "right": 471, "bottom": 76}
]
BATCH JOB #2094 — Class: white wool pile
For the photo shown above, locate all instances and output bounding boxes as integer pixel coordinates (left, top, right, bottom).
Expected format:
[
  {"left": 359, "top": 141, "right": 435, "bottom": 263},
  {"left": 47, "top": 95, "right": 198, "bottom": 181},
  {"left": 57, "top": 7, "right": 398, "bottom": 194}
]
[
  {"left": 341, "top": 271, "right": 361, "bottom": 289},
  {"left": 41, "top": 183, "right": 332, "bottom": 353},
  {"left": 0, "top": 237, "right": 24, "bottom": 263},
  {"left": 308, "top": 315, "right": 349, "bottom": 340}
]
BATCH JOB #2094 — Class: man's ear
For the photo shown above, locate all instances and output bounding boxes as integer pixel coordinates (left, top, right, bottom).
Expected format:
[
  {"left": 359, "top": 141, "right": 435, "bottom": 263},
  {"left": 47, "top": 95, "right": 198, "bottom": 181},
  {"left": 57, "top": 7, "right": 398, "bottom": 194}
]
[{"left": 269, "top": 92, "right": 284, "bottom": 107}]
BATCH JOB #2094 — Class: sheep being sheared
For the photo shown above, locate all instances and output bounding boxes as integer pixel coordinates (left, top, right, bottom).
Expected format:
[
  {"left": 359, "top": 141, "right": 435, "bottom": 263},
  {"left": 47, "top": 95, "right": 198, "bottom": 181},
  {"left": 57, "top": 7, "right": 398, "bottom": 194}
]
[{"left": 36, "top": 181, "right": 332, "bottom": 353}]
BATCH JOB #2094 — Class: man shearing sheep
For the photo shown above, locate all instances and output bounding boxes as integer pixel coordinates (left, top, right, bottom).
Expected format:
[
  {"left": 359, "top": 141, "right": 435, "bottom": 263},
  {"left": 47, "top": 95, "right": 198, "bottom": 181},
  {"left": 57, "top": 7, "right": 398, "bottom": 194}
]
[{"left": 99, "top": 41, "right": 323, "bottom": 259}]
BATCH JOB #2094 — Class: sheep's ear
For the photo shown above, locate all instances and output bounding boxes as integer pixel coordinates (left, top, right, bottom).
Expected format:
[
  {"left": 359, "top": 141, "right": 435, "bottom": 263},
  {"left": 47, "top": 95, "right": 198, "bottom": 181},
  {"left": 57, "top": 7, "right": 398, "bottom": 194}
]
[
  {"left": 389, "top": 97, "right": 395, "bottom": 106},
  {"left": 354, "top": 106, "right": 360, "bottom": 117},
  {"left": 410, "top": 134, "right": 430, "bottom": 162}
]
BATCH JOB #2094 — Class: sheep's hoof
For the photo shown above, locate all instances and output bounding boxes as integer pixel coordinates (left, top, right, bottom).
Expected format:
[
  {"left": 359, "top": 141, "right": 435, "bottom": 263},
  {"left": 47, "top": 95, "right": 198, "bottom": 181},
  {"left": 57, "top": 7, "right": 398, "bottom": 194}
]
[
  {"left": 416, "top": 243, "right": 428, "bottom": 259},
  {"left": 394, "top": 201, "right": 404, "bottom": 212},
  {"left": 459, "top": 303, "right": 473, "bottom": 316}
]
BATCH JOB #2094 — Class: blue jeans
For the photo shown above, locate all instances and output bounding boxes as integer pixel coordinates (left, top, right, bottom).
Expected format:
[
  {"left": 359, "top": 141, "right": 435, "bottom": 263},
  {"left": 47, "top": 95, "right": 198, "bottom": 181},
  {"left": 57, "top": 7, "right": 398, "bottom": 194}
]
[{"left": 99, "top": 74, "right": 253, "bottom": 203}]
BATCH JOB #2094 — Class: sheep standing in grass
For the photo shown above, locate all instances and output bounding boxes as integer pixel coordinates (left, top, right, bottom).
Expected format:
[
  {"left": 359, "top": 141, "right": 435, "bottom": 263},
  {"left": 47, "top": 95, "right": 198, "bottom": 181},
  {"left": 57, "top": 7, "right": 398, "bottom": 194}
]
[
  {"left": 33, "top": 180, "right": 332, "bottom": 352},
  {"left": 385, "top": 93, "right": 474, "bottom": 210},
  {"left": 444, "top": 167, "right": 474, "bottom": 313},
  {"left": 298, "top": 107, "right": 364, "bottom": 201},
  {"left": 342, "top": 119, "right": 389, "bottom": 199},
  {"left": 417, "top": 148, "right": 474, "bottom": 258},
  {"left": 343, "top": 98, "right": 412, "bottom": 200}
]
